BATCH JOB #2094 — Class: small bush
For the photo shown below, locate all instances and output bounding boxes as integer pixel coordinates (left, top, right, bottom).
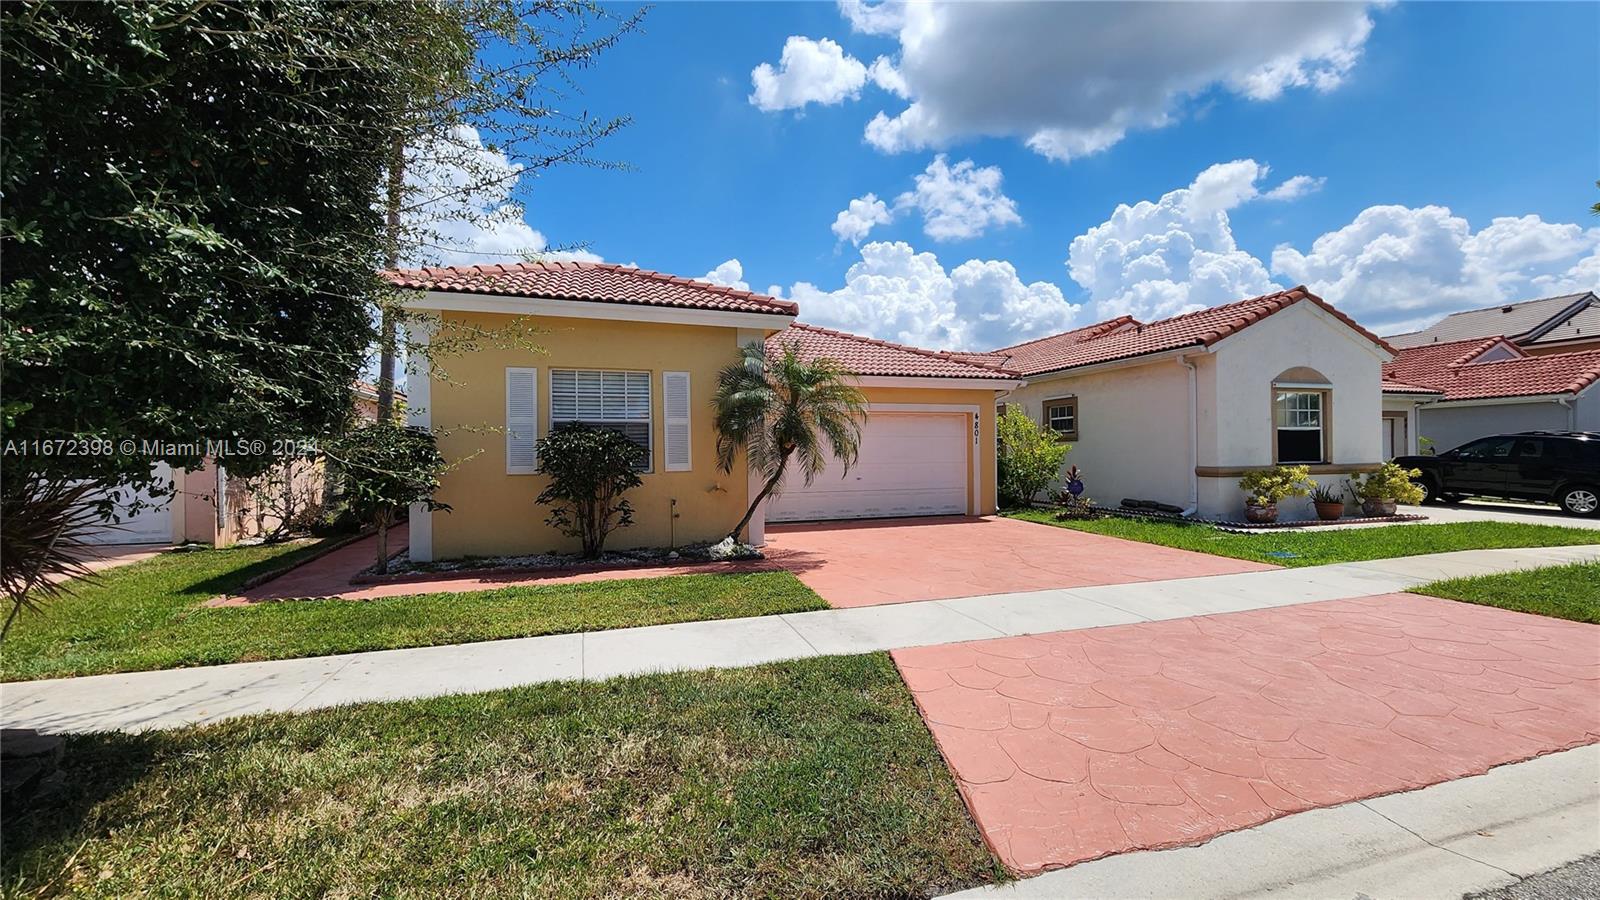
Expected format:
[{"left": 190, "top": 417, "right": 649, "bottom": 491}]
[
  {"left": 535, "top": 423, "right": 644, "bottom": 558},
  {"left": 1349, "top": 462, "right": 1425, "bottom": 504},
  {"left": 1237, "top": 465, "right": 1312, "bottom": 506},
  {"left": 998, "top": 407, "right": 1070, "bottom": 507}
]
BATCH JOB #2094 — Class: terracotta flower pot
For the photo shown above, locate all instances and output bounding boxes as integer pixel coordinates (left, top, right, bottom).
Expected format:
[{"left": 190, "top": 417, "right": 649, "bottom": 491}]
[
  {"left": 1245, "top": 503, "right": 1278, "bottom": 524},
  {"left": 1314, "top": 501, "right": 1344, "bottom": 521},
  {"left": 1361, "top": 498, "right": 1397, "bottom": 517}
]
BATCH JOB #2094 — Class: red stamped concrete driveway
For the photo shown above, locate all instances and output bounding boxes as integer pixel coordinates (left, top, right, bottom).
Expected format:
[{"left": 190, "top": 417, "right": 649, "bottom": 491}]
[
  {"left": 894, "top": 593, "right": 1600, "bottom": 875},
  {"left": 764, "top": 516, "right": 1274, "bottom": 608}
]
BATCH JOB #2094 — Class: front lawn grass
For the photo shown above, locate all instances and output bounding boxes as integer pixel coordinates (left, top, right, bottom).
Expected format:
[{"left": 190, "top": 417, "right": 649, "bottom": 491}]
[
  {"left": 2, "top": 542, "right": 827, "bottom": 681},
  {"left": 1, "top": 654, "right": 1003, "bottom": 899},
  {"left": 1415, "top": 561, "right": 1600, "bottom": 623},
  {"left": 1005, "top": 508, "right": 1600, "bottom": 568}
]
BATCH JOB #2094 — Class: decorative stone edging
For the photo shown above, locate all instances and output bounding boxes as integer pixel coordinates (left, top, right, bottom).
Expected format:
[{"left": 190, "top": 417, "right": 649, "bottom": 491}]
[{"left": 1075, "top": 504, "right": 1427, "bottom": 531}]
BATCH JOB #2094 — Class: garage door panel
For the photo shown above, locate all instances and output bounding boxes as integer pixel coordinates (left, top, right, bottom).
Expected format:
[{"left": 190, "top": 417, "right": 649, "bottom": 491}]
[
  {"left": 82, "top": 463, "right": 175, "bottom": 544},
  {"left": 769, "top": 413, "right": 969, "bottom": 523}
]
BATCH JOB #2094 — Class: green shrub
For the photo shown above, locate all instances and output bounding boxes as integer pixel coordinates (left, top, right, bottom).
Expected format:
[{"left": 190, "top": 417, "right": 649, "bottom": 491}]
[
  {"left": 998, "top": 407, "right": 1070, "bottom": 507},
  {"left": 1237, "top": 465, "right": 1312, "bottom": 506},
  {"left": 535, "top": 423, "right": 644, "bottom": 558},
  {"left": 1349, "top": 462, "right": 1425, "bottom": 504}
]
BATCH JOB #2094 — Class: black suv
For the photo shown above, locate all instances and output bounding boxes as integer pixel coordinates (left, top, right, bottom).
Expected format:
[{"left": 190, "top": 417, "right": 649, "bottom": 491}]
[{"left": 1394, "top": 431, "right": 1600, "bottom": 517}]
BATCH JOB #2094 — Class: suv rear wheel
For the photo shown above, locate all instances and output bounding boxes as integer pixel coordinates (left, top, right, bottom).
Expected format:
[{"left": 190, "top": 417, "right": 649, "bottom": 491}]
[{"left": 1558, "top": 485, "right": 1599, "bottom": 517}]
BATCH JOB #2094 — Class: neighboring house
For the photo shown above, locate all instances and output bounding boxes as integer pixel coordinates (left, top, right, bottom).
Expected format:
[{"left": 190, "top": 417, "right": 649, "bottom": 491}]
[
  {"left": 84, "top": 383, "right": 376, "bottom": 546},
  {"left": 1387, "top": 291, "right": 1600, "bottom": 356},
  {"left": 387, "top": 262, "right": 1018, "bottom": 562},
  {"left": 353, "top": 380, "right": 405, "bottom": 422},
  {"left": 1382, "top": 337, "right": 1600, "bottom": 453},
  {"left": 984, "top": 287, "right": 1392, "bottom": 521}
]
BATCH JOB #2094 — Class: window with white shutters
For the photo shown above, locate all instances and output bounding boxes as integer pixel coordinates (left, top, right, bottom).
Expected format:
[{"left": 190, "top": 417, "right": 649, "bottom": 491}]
[
  {"left": 663, "top": 371, "right": 691, "bottom": 471},
  {"left": 550, "top": 369, "right": 652, "bottom": 471},
  {"left": 505, "top": 367, "right": 538, "bottom": 474}
]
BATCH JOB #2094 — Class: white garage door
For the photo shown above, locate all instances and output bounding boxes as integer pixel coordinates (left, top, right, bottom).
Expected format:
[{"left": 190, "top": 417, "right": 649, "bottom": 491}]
[
  {"left": 82, "top": 463, "right": 175, "bottom": 545},
  {"left": 768, "top": 412, "right": 969, "bottom": 523}
]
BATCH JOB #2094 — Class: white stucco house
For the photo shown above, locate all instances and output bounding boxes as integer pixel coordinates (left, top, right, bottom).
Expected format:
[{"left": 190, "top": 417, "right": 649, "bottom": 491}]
[
  {"left": 982, "top": 287, "right": 1393, "bottom": 521},
  {"left": 1382, "top": 337, "right": 1600, "bottom": 454}
]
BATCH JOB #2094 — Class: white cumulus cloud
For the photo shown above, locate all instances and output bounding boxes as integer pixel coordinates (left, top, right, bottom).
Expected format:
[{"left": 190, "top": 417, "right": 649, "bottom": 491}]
[
  {"left": 831, "top": 193, "right": 894, "bottom": 245},
  {"left": 788, "top": 241, "right": 1078, "bottom": 349},
  {"left": 895, "top": 154, "right": 1021, "bottom": 241},
  {"left": 701, "top": 258, "right": 751, "bottom": 292},
  {"left": 1066, "top": 159, "right": 1316, "bottom": 321},
  {"left": 749, "top": 36, "right": 869, "bottom": 112},
  {"left": 1262, "top": 175, "right": 1327, "bottom": 201},
  {"left": 830, "top": 155, "right": 1022, "bottom": 245},
  {"left": 401, "top": 125, "right": 601, "bottom": 266},
  {"left": 840, "top": 2, "right": 1380, "bottom": 161},
  {"left": 1272, "top": 207, "right": 1600, "bottom": 333}
]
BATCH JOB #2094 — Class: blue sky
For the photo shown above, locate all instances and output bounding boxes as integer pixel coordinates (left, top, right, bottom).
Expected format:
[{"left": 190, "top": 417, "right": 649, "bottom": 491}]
[{"left": 454, "top": 1, "right": 1599, "bottom": 350}]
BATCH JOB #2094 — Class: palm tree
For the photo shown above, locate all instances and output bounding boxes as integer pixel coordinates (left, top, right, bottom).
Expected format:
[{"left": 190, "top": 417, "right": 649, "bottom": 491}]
[{"left": 714, "top": 340, "right": 868, "bottom": 542}]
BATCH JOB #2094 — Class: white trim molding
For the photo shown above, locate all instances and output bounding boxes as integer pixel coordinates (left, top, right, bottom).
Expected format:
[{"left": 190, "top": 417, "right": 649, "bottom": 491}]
[
  {"left": 405, "top": 289, "right": 796, "bottom": 331},
  {"left": 405, "top": 319, "right": 434, "bottom": 562}
]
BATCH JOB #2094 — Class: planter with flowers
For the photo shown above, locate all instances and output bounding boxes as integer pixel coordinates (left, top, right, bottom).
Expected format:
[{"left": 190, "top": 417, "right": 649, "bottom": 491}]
[
  {"left": 1347, "top": 462, "right": 1425, "bottom": 517},
  {"left": 1236, "top": 465, "right": 1313, "bottom": 523}
]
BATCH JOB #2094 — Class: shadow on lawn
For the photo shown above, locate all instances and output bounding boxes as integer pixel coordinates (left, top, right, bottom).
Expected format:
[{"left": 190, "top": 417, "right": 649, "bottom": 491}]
[{"left": 2, "top": 731, "right": 160, "bottom": 884}]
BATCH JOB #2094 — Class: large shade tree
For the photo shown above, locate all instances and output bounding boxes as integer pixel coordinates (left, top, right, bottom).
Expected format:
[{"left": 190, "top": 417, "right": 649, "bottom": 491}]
[
  {"left": 713, "top": 341, "right": 868, "bottom": 542},
  {"left": 1, "top": 0, "right": 456, "bottom": 490}
]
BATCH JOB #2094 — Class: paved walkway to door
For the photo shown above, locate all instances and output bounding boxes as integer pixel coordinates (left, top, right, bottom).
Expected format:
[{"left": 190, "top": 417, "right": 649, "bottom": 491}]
[
  {"left": 765, "top": 516, "right": 1276, "bottom": 608},
  {"left": 896, "top": 593, "right": 1600, "bottom": 875}
]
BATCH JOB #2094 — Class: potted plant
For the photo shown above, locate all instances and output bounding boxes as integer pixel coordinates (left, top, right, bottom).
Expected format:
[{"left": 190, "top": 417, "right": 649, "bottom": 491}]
[
  {"left": 1309, "top": 483, "right": 1345, "bottom": 521},
  {"left": 1236, "top": 465, "right": 1312, "bottom": 523},
  {"left": 1347, "top": 462, "right": 1425, "bottom": 517}
]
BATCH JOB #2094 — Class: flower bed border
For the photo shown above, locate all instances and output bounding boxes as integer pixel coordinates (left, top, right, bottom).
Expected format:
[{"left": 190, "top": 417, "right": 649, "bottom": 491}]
[
  {"left": 348, "top": 553, "right": 775, "bottom": 586},
  {"left": 1043, "top": 503, "right": 1428, "bottom": 531}
]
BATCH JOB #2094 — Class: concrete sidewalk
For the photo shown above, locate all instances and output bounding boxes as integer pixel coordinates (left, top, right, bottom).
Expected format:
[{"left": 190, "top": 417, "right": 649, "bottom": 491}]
[
  {"left": 944, "top": 743, "right": 1600, "bottom": 899},
  {"left": 4, "top": 544, "right": 1597, "bottom": 734}
]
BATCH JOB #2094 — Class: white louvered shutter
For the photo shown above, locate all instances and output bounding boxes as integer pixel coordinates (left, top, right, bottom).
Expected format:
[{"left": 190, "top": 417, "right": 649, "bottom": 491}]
[
  {"left": 505, "top": 367, "right": 538, "bottom": 474},
  {"left": 663, "top": 371, "right": 691, "bottom": 471}
]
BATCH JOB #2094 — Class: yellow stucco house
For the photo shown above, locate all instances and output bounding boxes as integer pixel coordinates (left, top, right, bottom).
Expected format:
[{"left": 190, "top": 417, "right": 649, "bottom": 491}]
[{"left": 385, "top": 262, "right": 1019, "bottom": 562}]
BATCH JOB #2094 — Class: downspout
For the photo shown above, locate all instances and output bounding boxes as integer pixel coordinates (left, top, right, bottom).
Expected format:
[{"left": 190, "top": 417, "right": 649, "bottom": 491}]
[
  {"left": 1557, "top": 397, "right": 1576, "bottom": 431},
  {"left": 1179, "top": 354, "right": 1200, "bottom": 517}
]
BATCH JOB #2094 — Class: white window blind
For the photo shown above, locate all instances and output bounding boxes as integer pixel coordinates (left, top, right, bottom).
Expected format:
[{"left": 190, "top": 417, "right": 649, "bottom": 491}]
[
  {"left": 663, "top": 371, "right": 691, "bottom": 471},
  {"left": 550, "top": 369, "right": 652, "bottom": 469},
  {"left": 505, "top": 368, "right": 538, "bottom": 474}
]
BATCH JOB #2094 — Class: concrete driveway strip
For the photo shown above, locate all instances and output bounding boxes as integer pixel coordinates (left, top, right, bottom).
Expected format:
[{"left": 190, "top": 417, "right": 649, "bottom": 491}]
[
  {"left": 942, "top": 744, "right": 1600, "bottom": 900},
  {"left": 3, "top": 544, "right": 1596, "bottom": 734}
]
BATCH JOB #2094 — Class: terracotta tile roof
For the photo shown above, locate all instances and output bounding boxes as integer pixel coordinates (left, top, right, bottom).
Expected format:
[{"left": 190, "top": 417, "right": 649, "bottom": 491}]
[
  {"left": 988, "top": 288, "right": 1389, "bottom": 377},
  {"left": 383, "top": 261, "right": 798, "bottom": 316},
  {"left": 769, "top": 323, "right": 1018, "bottom": 380},
  {"left": 1383, "top": 338, "right": 1600, "bottom": 401},
  {"left": 1381, "top": 337, "right": 1517, "bottom": 387},
  {"left": 1382, "top": 380, "right": 1444, "bottom": 395}
]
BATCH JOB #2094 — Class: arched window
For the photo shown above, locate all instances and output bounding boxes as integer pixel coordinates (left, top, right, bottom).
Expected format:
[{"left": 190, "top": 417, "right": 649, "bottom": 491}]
[{"left": 1272, "top": 368, "right": 1330, "bottom": 464}]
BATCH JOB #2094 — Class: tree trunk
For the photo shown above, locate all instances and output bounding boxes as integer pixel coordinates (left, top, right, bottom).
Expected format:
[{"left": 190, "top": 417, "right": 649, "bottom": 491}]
[
  {"left": 727, "top": 456, "right": 788, "bottom": 542},
  {"left": 374, "top": 508, "right": 392, "bottom": 575},
  {"left": 376, "top": 133, "right": 406, "bottom": 424}
]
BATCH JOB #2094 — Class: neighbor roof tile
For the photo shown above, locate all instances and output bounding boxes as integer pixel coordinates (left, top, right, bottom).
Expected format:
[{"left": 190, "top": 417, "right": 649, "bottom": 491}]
[
  {"left": 987, "top": 288, "right": 1387, "bottom": 376},
  {"left": 770, "top": 323, "right": 1018, "bottom": 380},
  {"left": 1383, "top": 339, "right": 1600, "bottom": 401}
]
